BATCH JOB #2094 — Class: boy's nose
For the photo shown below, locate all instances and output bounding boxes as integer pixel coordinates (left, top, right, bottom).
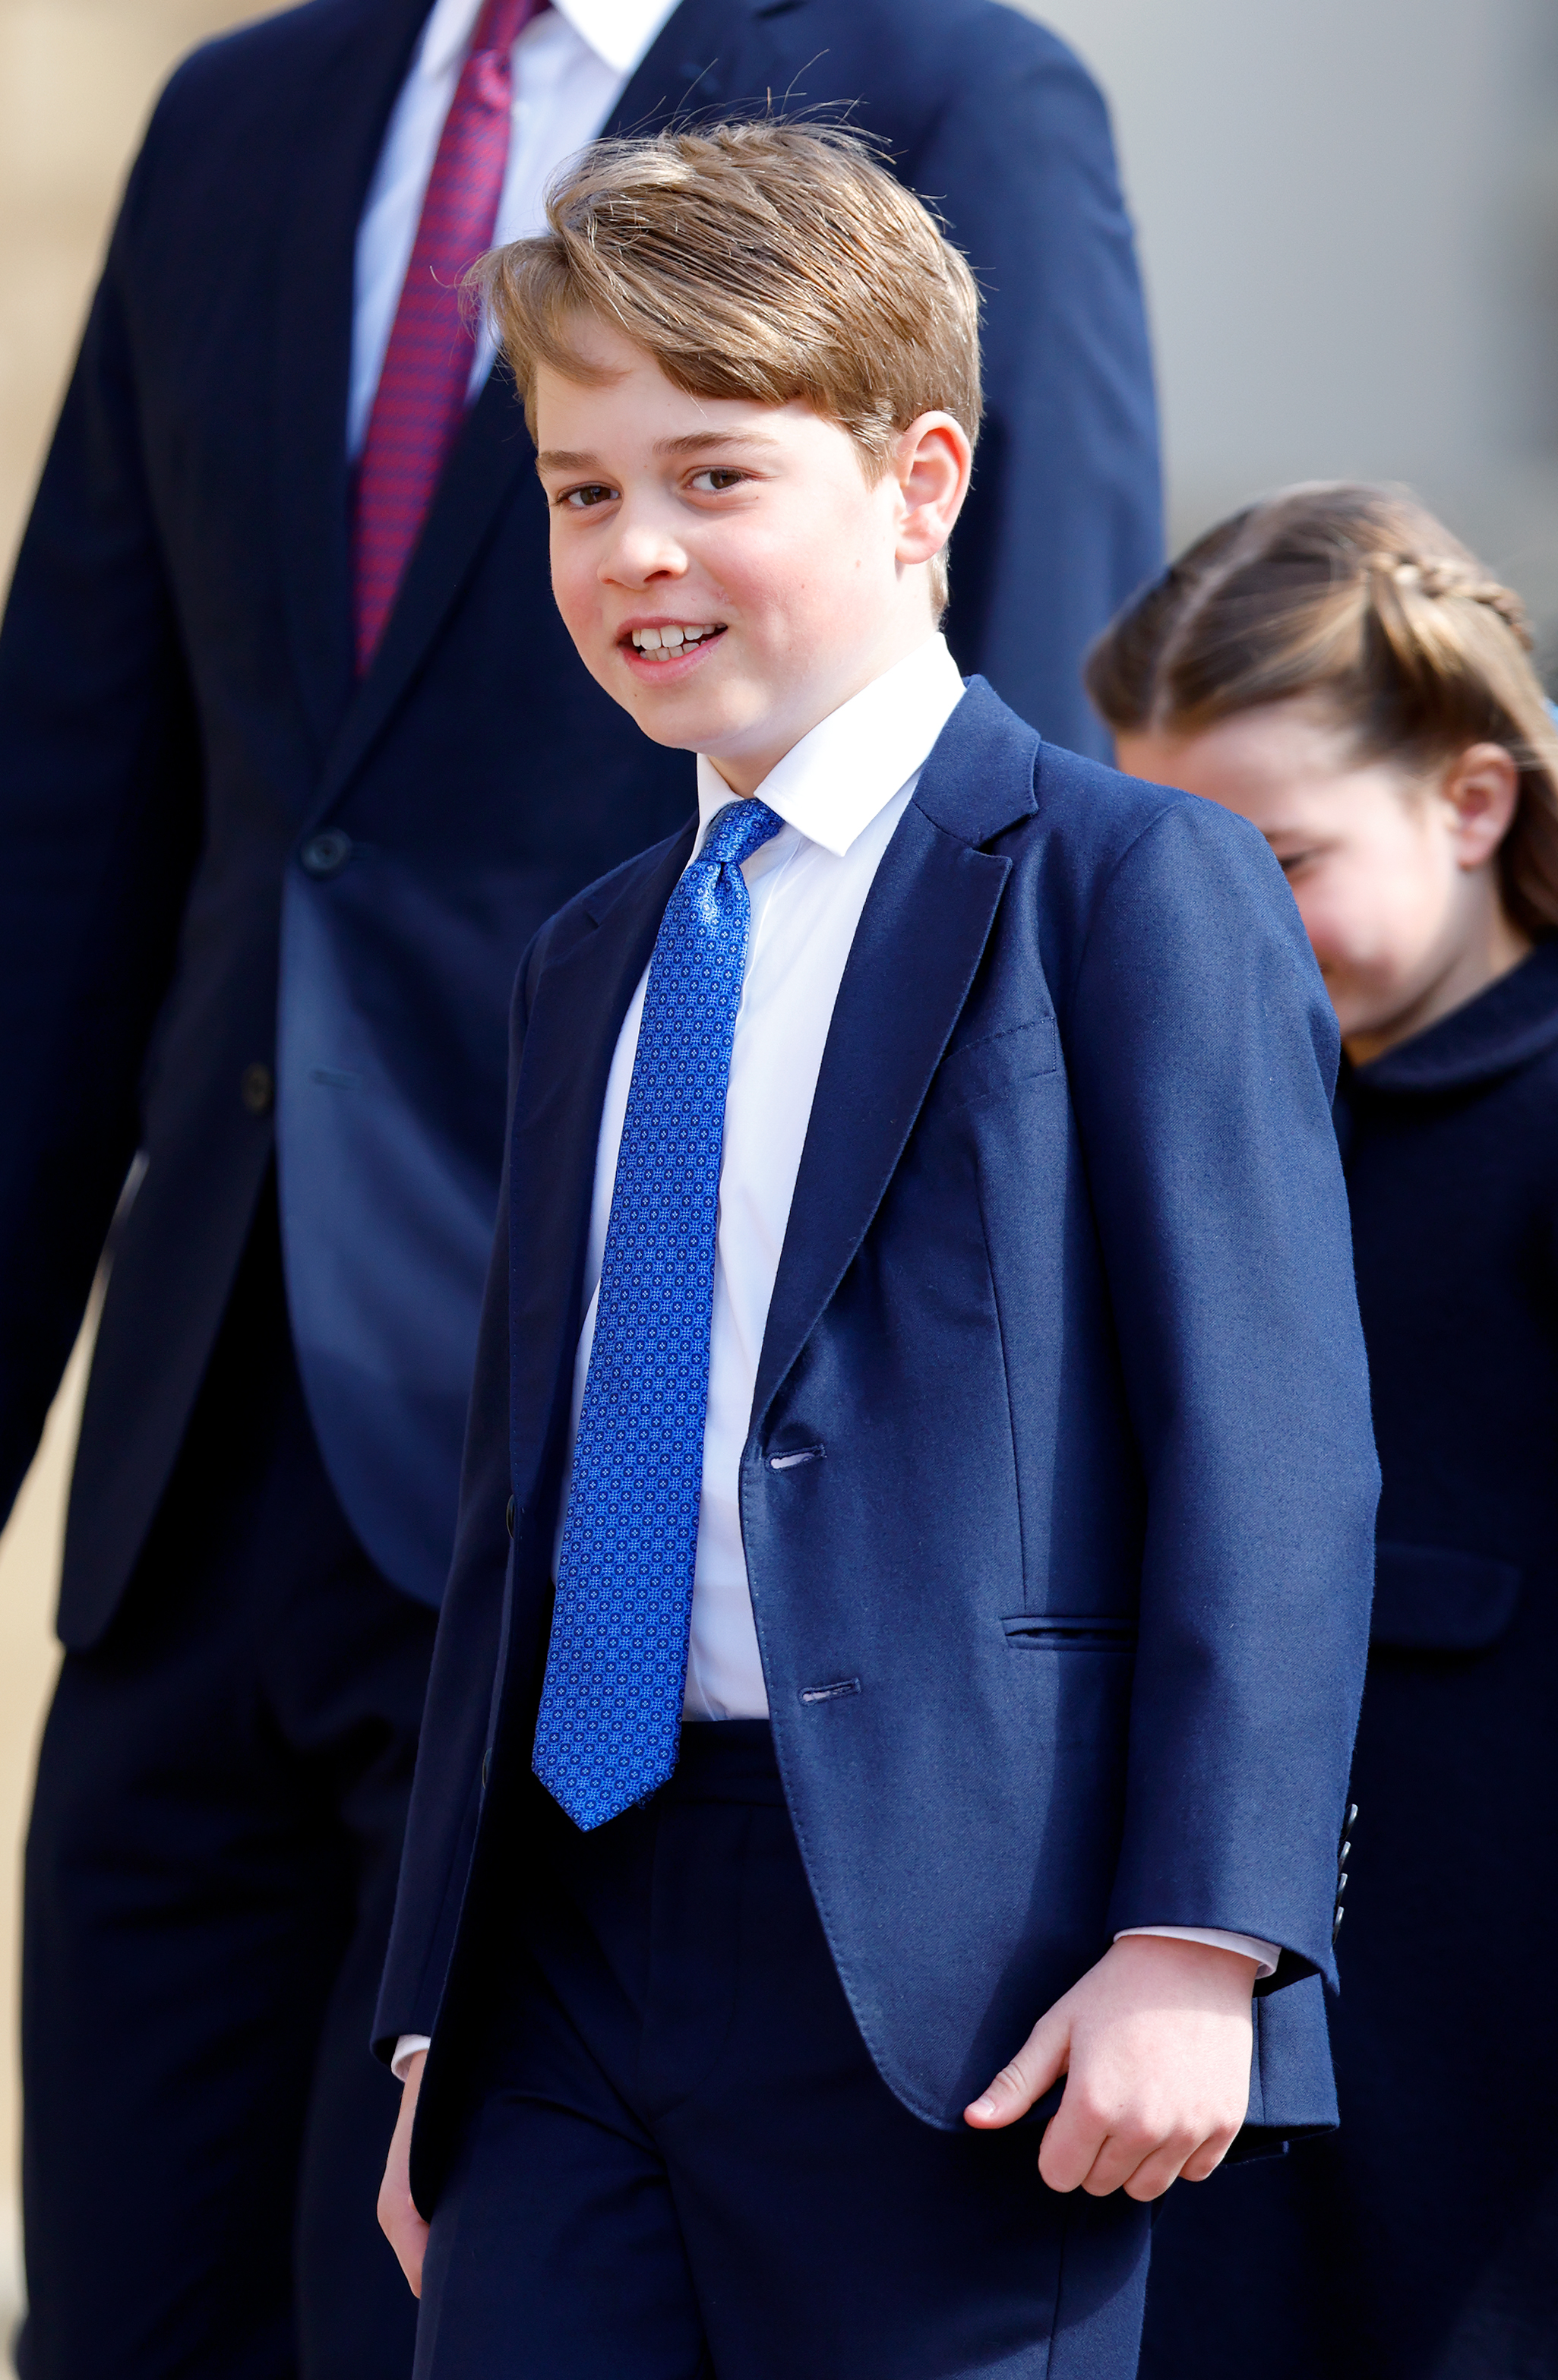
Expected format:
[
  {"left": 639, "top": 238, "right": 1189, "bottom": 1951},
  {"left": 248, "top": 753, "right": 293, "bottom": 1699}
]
[{"left": 602, "top": 514, "right": 687, "bottom": 588}]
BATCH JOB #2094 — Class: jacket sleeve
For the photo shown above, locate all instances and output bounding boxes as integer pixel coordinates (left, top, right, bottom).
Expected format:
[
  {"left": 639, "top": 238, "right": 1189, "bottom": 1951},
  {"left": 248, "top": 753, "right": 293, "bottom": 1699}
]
[
  {"left": 0, "top": 147, "right": 203, "bottom": 1522},
  {"left": 918, "top": 15, "right": 1162, "bottom": 758},
  {"left": 1062, "top": 795, "right": 1377, "bottom": 1990}
]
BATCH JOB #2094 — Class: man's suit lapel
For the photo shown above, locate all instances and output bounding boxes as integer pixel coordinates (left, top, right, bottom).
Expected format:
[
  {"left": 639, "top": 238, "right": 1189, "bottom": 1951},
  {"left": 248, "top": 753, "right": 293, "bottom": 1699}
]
[
  {"left": 273, "top": 0, "right": 434, "bottom": 765},
  {"left": 752, "top": 683, "right": 1040, "bottom": 1428},
  {"left": 308, "top": 362, "right": 537, "bottom": 818},
  {"left": 506, "top": 830, "right": 696, "bottom": 1519}
]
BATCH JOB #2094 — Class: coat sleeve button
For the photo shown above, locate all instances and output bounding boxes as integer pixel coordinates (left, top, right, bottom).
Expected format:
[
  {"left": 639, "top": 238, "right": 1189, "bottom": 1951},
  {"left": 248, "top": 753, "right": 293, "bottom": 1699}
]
[
  {"left": 240, "top": 1062, "right": 274, "bottom": 1116},
  {"left": 300, "top": 829, "right": 353, "bottom": 878}
]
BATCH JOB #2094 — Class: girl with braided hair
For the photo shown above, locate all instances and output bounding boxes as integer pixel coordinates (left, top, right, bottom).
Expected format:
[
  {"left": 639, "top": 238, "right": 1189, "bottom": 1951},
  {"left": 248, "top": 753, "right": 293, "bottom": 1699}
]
[{"left": 1090, "top": 481, "right": 1558, "bottom": 2378}]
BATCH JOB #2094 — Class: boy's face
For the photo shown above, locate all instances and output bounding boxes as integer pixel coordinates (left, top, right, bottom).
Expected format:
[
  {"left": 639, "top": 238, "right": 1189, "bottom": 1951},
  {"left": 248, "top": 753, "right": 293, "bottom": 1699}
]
[{"left": 533, "top": 318, "right": 969, "bottom": 794}]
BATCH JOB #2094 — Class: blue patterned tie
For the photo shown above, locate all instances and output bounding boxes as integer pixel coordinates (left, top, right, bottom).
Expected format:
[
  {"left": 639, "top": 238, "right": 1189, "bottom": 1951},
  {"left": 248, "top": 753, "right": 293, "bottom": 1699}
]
[{"left": 533, "top": 796, "right": 785, "bottom": 1829}]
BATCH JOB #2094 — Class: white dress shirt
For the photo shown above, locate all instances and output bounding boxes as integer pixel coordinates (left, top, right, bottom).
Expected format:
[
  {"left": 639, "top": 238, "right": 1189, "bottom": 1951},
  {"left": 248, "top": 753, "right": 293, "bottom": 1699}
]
[{"left": 349, "top": 0, "right": 681, "bottom": 458}]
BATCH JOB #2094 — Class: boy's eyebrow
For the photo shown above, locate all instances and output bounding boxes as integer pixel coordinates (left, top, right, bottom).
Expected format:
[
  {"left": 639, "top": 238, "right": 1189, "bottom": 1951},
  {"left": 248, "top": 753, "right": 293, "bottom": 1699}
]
[
  {"left": 651, "top": 431, "right": 784, "bottom": 459},
  {"left": 535, "top": 431, "right": 784, "bottom": 473}
]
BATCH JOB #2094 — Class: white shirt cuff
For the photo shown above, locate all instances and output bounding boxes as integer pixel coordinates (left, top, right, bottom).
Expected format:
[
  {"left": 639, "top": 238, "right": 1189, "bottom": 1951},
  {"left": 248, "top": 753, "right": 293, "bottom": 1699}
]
[
  {"left": 391, "top": 2034, "right": 432, "bottom": 2079},
  {"left": 1116, "top": 1926, "right": 1279, "bottom": 1979}
]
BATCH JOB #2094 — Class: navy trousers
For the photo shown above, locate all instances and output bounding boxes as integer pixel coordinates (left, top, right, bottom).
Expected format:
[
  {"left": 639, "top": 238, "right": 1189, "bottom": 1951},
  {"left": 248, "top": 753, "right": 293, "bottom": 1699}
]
[
  {"left": 19, "top": 1183, "right": 436, "bottom": 2379},
  {"left": 414, "top": 1722, "right": 1151, "bottom": 2380}
]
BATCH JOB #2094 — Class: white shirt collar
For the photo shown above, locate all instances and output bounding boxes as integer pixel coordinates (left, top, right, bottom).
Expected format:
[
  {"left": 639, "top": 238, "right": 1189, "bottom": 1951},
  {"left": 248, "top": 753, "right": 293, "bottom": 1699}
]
[
  {"left": 552, "top": 0, "right": 681, "bottom": 74},
  {"left": 419, "top": 0, "right": 678, "bottom": 80},
  {"left": 694, "top": 636, "right": 969, "bottom": 859}
]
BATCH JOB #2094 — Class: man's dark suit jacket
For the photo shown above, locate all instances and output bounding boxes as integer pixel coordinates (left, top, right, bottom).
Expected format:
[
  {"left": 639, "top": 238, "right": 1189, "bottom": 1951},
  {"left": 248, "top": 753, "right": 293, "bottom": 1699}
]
[
  {"left": 375, "top": 683, "right": 1380, "bottom": 2208},
  {"left": 0, "top": 0, "right": 1161, "bottom": 1643}
]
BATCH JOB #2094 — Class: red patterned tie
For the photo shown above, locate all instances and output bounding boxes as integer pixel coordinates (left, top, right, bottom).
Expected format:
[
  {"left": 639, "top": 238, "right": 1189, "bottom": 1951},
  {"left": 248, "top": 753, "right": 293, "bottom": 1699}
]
[{"left": 352, "top": 0, "right": 540, "bottom": 674}]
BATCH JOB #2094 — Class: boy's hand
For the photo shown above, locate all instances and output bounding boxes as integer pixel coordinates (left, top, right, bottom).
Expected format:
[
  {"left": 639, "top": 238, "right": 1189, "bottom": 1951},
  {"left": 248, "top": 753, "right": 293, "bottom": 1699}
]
[
  {"left": 964, "top": 1934, "right": 1257, "bottom": 2200},
  {"left": 378, "top": 2049, "right": 429, "bottom": 2295}
]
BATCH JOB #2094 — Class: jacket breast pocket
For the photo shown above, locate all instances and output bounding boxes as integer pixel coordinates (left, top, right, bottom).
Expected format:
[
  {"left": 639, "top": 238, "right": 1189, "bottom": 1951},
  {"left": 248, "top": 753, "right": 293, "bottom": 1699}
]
[
  {"left": 934, "top": 1016, "right": 1060, "bottom": 1112},
  {"left": 1370, "top": 1541, "right": 1522, "bottom": 1652}
]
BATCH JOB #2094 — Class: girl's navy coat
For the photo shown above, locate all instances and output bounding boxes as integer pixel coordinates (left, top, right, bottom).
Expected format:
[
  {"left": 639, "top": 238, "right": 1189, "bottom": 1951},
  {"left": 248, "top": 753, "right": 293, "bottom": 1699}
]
[{"left": 1143, "top": 938, "right": 1558, "bottom": 2378}]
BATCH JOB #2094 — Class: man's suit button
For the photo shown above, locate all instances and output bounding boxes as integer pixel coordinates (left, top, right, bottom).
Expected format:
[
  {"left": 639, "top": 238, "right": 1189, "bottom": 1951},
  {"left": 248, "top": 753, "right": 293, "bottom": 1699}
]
[
  {"left": 1332, "top": 1905, "right": 1345, "bottom": 1942},
  {"left": 300, "top": 829, "right": 352, "bottom": 878},
  {"left": 506, "top": 1496, "right": 516, "bottom": 1539},
  {"left": 240, "top": 1062, "right": 274, "bottom": 1116}
]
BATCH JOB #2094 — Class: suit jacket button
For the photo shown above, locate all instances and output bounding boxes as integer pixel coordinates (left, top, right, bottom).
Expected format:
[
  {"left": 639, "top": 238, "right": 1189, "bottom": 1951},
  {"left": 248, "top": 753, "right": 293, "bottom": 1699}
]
[
  {"left": 240, "top": 1062, "right": 274, "bottom": 1116},
  {"left": 505, "top": 1495, "right": 516, "bottom": 1539},
  {"left": 1332, "top": 1905, "right": 1345, "bottom": 1942},
  {"left": 301, "top": 829, "right": 352, "bottom": 878}
]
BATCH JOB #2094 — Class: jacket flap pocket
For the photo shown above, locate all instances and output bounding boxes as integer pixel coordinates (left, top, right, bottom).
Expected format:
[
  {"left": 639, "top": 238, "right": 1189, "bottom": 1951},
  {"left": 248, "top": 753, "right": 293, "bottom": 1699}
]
[
  {"left": 1003, "top": 1614, "right": 1136, "bottom": 1649},
  {"left": 935, "top": 1017, "right": 1059, "bottom": 1110},
  {"left": 1370, "top": 1541, "right": 1522, "bottom": 1652}
]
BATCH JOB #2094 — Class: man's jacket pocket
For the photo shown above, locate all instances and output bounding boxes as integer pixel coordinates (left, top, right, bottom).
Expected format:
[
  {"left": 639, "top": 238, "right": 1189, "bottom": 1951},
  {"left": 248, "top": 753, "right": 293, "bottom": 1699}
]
[{"left": 1370, "top": 1541, "right": 1522, "bottom": 1652}]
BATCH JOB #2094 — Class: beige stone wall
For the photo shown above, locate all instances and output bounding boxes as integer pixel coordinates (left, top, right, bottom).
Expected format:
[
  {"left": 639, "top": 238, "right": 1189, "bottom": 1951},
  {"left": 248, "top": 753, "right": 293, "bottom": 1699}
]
[{"left": 0, "top": 5, "right": 270, "bottom": 2351}]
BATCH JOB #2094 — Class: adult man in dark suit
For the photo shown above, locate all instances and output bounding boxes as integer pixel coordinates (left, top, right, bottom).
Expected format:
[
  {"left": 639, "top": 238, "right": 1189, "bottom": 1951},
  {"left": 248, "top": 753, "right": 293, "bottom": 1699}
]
[{"left": 0, "top": 2, "right": 1158, "bottom": 2372}]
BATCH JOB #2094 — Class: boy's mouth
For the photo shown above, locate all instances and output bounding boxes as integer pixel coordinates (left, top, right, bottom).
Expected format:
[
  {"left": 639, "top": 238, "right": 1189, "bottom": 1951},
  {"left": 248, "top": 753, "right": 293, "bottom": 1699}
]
[{"left": 621, "top": 622, "right": 728, "bottom": 667}]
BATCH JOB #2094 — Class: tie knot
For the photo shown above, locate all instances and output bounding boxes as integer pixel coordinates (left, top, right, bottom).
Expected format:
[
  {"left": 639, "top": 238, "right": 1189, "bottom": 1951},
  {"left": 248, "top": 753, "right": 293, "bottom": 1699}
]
[
  {"left": 470, "top": 0, "right": 539, "bottom": 65},
  {"left": 698, "top": 798, "right": 784, "bottom": 873}
]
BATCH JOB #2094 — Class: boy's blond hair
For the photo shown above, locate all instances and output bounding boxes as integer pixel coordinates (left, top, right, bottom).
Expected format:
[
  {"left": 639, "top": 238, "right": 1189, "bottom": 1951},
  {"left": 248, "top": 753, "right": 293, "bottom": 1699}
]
[{"left": 473, "top": 121, "right": 983, "bottom": 614}]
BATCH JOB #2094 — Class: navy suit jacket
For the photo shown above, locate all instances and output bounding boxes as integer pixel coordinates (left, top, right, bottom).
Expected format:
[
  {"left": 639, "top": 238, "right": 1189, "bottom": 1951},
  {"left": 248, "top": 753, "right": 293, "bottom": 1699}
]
[
  {"left": 0, "top": 0, "right": 1161, "bottom": 1644},
  {"left": 375, "top": 684, "right": 1379, "bottom": 2208}
]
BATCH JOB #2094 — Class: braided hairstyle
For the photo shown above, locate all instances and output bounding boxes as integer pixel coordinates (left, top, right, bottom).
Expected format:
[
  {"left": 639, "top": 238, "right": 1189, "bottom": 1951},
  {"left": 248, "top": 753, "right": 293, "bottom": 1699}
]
[{"left": 1086, "top": 483, "right": 1558, "bottom": 937}]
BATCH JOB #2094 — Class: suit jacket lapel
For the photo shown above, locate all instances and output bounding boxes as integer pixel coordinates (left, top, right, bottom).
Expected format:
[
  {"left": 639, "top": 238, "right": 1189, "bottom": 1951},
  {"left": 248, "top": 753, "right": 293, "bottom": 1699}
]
[
  {"left": 507, "top": 829, "right": 696, "bottom": 1519},
  {"left": 273, "top": 0, "right": 434, "bottom": 765},
  {"left": 604, "top": 0, "right": 775, "bottom": 129},
  {"left": 308, "top": 361, "right": 536, "bottom": 818},
  {"left": 752, "top": 683, "right": 1040, "bottom": 1428}
]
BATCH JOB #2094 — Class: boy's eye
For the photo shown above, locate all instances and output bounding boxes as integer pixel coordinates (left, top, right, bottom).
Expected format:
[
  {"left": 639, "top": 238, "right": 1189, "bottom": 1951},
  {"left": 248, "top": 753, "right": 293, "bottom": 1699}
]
[
  {"left": 1275, "top": 849, "right": 1318, "bottom": 876},
  {"left": 561, "top": 483, "right": 618, "bottom": 510},
  {"left": 690, "top": 469, "right": 748, "bottom": 493}
]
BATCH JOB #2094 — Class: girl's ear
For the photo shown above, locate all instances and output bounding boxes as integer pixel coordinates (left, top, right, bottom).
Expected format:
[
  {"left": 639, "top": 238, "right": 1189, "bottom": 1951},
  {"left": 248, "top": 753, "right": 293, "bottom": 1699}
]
[{"left": 1443, "top": 743, "right": 1521, "bottom": 871}]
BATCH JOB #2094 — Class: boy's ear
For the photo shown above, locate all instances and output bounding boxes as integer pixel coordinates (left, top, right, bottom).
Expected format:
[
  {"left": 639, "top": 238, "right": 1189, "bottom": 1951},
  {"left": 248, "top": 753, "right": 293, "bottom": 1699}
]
[
  {"left": 1442, "top": 741, "right": 1522, "bottom": 870},
  {"left": 893, "top": 412, "right": 973, "bottom": 570}
]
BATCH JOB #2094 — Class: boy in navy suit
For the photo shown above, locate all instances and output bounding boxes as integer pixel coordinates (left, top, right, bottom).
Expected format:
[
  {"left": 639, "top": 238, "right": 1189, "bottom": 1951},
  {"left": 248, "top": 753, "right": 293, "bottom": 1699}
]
[{"left": 373, "top": 124, "right": 1377, "bottom": 2379}]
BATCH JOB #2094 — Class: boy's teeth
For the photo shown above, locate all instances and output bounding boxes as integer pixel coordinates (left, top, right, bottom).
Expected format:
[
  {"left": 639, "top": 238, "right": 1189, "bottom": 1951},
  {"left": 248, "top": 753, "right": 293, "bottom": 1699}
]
[{"left": 631, "top": 625, "right": 718, "bottom": 653}]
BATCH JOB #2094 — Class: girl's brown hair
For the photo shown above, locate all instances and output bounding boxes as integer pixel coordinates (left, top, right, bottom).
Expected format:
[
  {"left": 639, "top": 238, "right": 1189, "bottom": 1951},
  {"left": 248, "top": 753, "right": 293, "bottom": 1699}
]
[{"left": 1086, "top": 482, "right": 1558, "bottom": 938}]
